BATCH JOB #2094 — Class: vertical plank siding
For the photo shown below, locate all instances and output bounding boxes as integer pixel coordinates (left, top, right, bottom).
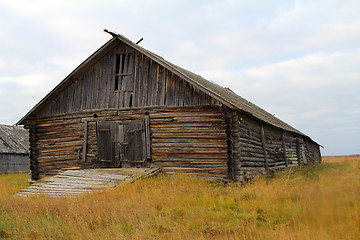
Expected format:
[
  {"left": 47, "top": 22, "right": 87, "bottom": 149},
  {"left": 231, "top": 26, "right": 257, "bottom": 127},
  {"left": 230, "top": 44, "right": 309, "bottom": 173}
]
[
  {"left": 0, "top": 154, "right": 29, "bottom": 173},
  {"left": 37, "top": 42, "right": 219, "bottom": 117}
]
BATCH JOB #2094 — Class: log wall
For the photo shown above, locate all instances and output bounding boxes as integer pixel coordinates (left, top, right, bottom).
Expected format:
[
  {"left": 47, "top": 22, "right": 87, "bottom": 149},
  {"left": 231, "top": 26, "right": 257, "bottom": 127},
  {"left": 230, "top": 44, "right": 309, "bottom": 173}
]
[
  {"left": 225, "top": 109, "right": 321, "bottom": 181},
  {"left": 24, "top": 106, "right": 227, "bottom": 180},
  {"left": 150, "top": 107, "right": 227, "bottom": 180}
]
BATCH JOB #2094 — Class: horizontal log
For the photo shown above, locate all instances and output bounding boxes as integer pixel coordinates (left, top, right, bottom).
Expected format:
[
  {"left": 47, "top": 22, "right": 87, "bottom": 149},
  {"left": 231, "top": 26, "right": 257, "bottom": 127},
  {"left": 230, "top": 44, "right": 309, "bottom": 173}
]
[
  {"left": 36, "top": 141, "right": 83, "bottom": 150},
  {"left": 239, "top": 147, "right": 264, "bottom": 155},
  {"left": 36, "top": 119, "right": 81, "bottom": 127},
  {"left": 152, "top": 163, "right": 226, "bottom": 168},
  {"left": 152, "top": 142, "right": 226, "bottom": 148},
  {"left": 239, "top": 156, "right": 266, "bottom": 163},
  {"left": 163, "top": 170, "right": 226, "bottom": 178},
  {"left": 152, "top": 132, "right": 226, "bottom": 138},
  {"left": 35, "top": 106, "right": 220, "bottom": 122},
  {"left": 37, "top": 147, "right": 80, "bottom": 154},
  {"left": 36, "top": 123, "right": 82, "bottom": 131},
  {"left": 160, "top": 166, "right": 227, "bottom": 174},
  {"left": 152, "top": 157, "right": 226, "bottom": 162},
  {"left": 152, "top": 149, "right": 226, "bottom": 154},
  {"left": 239, "top": 137, "right": 262, "bottom": 147},
  {"left": 240, "top": 162, "right": 266, "bottom": 167},
  {"left": 237, "top": 167, "right": 266, "bottom": 171},
  {"left": 38, "top": 154, "right": 78, "bottom": 162},
  {"left": 238, "top": 125, "right": 261, "bottom": 135},
  {"left": 151, "top": 127, "right": 225, "bottom": 133},
  {"left": 152, "top": 158, "right": 227, "bottom": 163},
  {"left": 149, "top": 112, "right": 221, "bottom": 118},
  {"left": 39, "top": 163, "right": 88, "bottom": 171},
  {"left": 37, "top": 136, "right": 83, "bottom": 144},
  {"left": 35, "top": 129, "right": 84, "bottom": 136},
  {"left": 151, "top": 139, "right": 226, "bottom": 144},
  {"left": 240, "top": 142, "right": 264, "bottom": 150},
  {"left": 38, "top": 159, "right": 80, "bottom": 167},
  {"left": 152, "top": 154, "right": 226, "bottom": 159},
  {"left": 149, "top": 117, "right": 224, "bottom": 123},
  {"left": 265, "top": 143, "right": 282, "bottom": 149},
  {"left": 36, "top": 133, "right": 84, "bottom": 140},
  {"left": 240, "top": 152, "right": 265, "bottom": 159},
  {"left": 150, "top": 123, "right": 225, "bottom": 128}
]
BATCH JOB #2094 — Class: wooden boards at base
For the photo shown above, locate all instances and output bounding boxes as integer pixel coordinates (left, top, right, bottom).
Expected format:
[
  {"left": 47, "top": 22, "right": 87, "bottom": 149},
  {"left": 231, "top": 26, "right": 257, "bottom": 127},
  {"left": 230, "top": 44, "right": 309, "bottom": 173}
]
[{"left": 17, "top": 168, "right": 161, "bottom": 197}]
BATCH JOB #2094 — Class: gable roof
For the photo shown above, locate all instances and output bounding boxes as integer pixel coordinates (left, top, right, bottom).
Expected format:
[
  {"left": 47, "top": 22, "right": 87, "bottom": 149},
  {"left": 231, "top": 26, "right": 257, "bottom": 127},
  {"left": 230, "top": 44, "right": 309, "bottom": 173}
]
[
  {"left": 17, "top": 31, "right": 317, "bottom": 143},
  {"left": 0, "top": 124, "right": 29, "bottom": 154}
]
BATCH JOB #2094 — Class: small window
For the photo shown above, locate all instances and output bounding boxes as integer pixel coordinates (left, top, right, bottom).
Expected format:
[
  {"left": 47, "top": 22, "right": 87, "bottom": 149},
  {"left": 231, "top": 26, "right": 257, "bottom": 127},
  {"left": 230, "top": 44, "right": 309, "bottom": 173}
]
[{"left": 115, "top": 53, "right": 133, "bottom": 91}]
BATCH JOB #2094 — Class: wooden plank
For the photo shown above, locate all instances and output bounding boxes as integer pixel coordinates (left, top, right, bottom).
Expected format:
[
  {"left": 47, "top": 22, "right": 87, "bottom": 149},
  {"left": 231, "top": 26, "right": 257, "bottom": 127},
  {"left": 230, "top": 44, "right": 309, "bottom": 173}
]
[
  {"left": 17, "top": 168, "right": 162, "bottom": 197},
  {"left": 282, "top": 132, "right": 289, "bottom": 167},
  {"left": 296, "top": 138, "right": 301, "bottom": 165},
  {"left": 82, "top": 121, "right": 88, "bottom": 162},
  {"left": 260, "top": 125, "right": 269, "bottom": 171},
  {"left": 144, "top": 115, "right": 151, "bottom": 159},
  {"left": 151, "top": 139, "right": 226, "bottom": 144}
]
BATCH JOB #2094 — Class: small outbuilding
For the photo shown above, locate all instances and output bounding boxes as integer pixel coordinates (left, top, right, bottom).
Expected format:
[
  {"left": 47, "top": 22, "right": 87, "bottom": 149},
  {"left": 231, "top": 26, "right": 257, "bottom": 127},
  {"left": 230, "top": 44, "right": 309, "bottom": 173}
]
[
  {"left": 0, "top": 124, "right": 29, "bottom": 173},
  {"left": 18, "top": 31, "right": 321, "bottom": 181}
]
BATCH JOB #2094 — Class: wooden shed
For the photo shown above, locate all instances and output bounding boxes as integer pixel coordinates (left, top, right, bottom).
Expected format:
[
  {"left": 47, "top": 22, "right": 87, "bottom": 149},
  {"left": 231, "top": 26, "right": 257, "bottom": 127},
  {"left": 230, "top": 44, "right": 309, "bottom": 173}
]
[
  {"left": 18, "top": 31, "right": 321, "bottom": 181},
  {"left": 0, "top": 124, "right": 29, "bottom": 173}
]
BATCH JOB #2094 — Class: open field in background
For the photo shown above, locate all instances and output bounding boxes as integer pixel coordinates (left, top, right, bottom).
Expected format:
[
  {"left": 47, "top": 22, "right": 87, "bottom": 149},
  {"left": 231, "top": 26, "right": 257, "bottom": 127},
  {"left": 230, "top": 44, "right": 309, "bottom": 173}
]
[
  {"left": 322, "top": 154, "right": 360, "bottom": 163},
  {"left": 0, "top": 155, "right": 359, "bottom": 240}
]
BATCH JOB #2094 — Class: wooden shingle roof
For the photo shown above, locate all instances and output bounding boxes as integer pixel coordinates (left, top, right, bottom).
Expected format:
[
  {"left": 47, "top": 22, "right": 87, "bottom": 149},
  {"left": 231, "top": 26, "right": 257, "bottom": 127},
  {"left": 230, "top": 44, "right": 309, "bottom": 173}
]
[
  {"left": 0, "top": 124, "right": 29, "bottom": 154},
  {"left": 113, "top": 32, "right": 305, "bottom": 136},
  {"left": 18, "top": 31, "right": 315, "bottom": 142}
]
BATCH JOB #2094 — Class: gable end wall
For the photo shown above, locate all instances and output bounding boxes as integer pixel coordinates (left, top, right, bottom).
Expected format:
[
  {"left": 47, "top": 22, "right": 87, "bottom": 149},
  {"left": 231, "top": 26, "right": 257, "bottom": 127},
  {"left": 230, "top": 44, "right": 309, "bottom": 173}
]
[{"left": 37, "top": 42, "right": 219, "bottom": 118}]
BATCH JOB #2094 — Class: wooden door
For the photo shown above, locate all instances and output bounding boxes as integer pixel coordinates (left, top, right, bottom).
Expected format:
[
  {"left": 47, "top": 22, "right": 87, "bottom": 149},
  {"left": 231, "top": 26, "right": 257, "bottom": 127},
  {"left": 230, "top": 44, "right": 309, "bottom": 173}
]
[{"left": 97, "top": 118, "right": 150, "bottom": 167}]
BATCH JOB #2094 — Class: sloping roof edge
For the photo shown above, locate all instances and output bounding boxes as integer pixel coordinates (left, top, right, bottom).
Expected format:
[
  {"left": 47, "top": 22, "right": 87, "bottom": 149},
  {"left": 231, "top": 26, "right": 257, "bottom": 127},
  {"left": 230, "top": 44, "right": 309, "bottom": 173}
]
[
  {"left": 17, "top": 37, "right": 118, "bottom": 125},
  {"left": 17, "top": 31, "right": 319, "bottom": 145}
]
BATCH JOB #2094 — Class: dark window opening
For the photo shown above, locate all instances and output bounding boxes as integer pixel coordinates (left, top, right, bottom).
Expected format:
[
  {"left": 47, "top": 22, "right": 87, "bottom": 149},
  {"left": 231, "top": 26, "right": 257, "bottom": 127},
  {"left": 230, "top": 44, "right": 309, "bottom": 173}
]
[
  {"left": 115, "top": 53, "right": 133, "bottom": 91},
  {"left": 129, "top": 93, "right": 133, "bottom": 107},
  {"left": 115, "top": 55, "right": 120, "bottom": 90}
]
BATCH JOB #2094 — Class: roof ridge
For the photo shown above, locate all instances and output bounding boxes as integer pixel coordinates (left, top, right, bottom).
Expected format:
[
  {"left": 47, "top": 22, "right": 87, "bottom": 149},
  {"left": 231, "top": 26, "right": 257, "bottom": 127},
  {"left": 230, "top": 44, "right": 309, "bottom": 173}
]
[{"left": 17, "top": 31, "right": 314, "bottom": 143}]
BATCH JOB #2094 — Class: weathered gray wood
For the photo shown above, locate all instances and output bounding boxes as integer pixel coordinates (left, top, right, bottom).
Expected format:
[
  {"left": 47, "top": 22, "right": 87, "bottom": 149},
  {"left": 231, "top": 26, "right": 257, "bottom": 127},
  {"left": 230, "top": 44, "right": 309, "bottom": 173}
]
[
  {"left": 296, "top": 138, "right": 301, "bottom": 166},
  {"left": 144, "top": 115, "right": 151, "bottom": 159},
  {"left": 260, "top": 125, "right": 269, "bottom": 171},
  {"left": 82, "top": 121, "right": 88, "bottom": 162},
  {"left": 17, "top": 168, "right": 161, "bottom": 197},
  {"left": 282, "top": 132, "right": 289, "bottom": 167}
]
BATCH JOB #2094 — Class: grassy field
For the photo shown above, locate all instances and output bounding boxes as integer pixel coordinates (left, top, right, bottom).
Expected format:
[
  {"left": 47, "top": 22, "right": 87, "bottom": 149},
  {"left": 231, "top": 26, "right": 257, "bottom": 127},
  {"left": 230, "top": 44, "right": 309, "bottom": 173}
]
[{"left": 0, "top": 156, "right": 359, "bottom": 240}]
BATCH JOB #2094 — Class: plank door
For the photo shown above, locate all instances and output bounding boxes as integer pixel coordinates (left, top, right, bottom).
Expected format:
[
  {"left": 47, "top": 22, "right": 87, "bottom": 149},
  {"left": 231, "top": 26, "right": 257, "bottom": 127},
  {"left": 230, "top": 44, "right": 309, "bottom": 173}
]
[
  {"left": 97, "top": 122, "right": 120, "bottom": 167},
  {"left": 97, "top": 119, "right": 150, "bottom": 168}
]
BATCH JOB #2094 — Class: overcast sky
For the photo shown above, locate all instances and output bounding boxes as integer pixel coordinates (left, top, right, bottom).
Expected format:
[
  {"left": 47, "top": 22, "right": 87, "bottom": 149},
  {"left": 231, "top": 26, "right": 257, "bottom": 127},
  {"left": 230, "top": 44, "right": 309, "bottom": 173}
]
[{"left": 1, "top": 0, "right": 359, "bottom": 155}]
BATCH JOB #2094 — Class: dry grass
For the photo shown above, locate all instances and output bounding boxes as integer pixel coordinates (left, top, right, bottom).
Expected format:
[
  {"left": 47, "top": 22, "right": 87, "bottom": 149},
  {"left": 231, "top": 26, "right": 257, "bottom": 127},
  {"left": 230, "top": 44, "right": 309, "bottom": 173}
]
[
  {"left": 0, "top": 157, "right": 359, "bottom": 240},
  {"left": 322, "top": 154, "right": 360, "bottom": 163}
]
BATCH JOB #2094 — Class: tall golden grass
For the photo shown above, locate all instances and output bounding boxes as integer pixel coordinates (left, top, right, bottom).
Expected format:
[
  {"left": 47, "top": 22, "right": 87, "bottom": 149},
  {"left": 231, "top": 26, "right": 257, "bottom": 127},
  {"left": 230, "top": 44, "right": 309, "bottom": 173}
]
[{"left": 0, "top": 156, "right": 359, "bottom": 239}]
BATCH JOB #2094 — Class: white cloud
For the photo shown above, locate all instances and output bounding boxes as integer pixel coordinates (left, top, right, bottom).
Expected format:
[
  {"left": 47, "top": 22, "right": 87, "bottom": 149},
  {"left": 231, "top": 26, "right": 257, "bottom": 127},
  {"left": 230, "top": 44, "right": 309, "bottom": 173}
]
[
  {"left": 243, "top": 52, "right": 360, "bottom": 89},
  {"left": 0, "top": 0, "right": 360, "bottom": 154}
]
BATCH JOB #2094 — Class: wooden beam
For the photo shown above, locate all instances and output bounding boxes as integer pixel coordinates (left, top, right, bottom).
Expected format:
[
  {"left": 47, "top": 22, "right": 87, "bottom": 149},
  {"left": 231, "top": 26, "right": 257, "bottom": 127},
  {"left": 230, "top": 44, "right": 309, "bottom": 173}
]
[
  {"left": 82, "top": 121, "right": 88, "bottom": 162},
  {"left": 282, "top": 132, "right": 289, "bottom": 168},
  {"left": 260, "top": 125, "right": 269, "bottom": 171},
  {"left": 296, "top": 138, "right": 301, "bottom": 166},
  {"left": 144, "top": 114, "right": 151, "bottom": 159}
]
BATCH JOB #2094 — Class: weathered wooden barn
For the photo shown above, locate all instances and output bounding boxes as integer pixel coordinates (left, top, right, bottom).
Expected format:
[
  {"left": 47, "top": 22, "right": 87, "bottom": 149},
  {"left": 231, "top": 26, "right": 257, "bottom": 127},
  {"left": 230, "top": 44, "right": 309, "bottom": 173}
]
[
  {"left": 18, "top": 31, "right": 321, "bottom": 181},
  {"left": 0, "top": 124, "right": 29, "bottom": 173}
]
